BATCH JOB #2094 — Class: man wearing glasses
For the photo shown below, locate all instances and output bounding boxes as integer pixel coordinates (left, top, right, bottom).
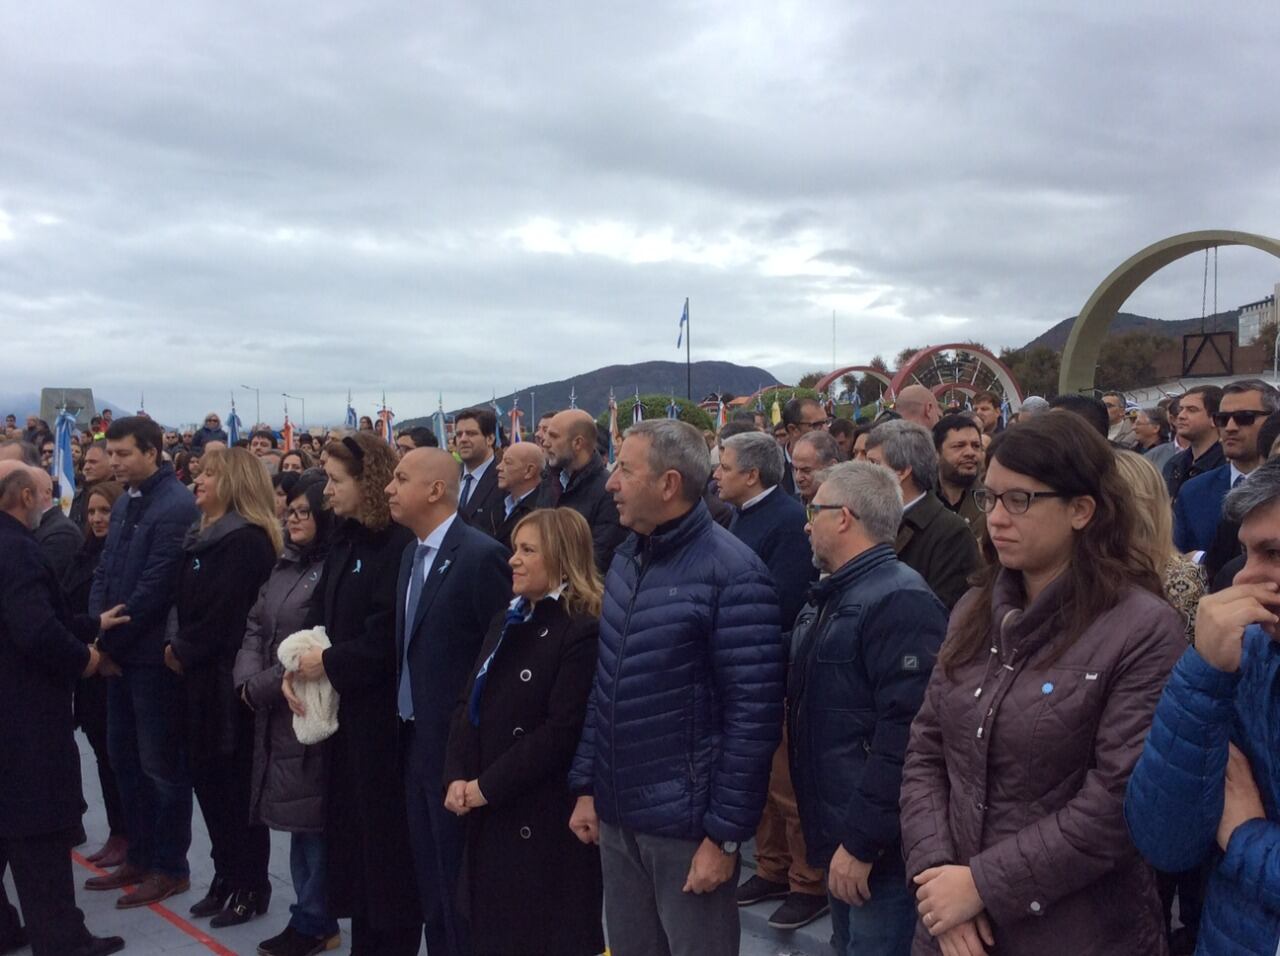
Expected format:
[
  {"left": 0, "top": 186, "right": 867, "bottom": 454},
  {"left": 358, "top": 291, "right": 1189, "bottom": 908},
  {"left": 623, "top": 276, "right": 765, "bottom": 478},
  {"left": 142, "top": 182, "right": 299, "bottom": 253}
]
[
  {"left": 190, "top": 413, "right": 227, "bottom": 457},
  {"left": 780, "top": 398, "right": 830, "bottom": 497},
  {"left": 789, "top": 461, "right": 947, "bottom": 956},
  {"left": 1174, "top": 380, "right": 1279, "bottom": 555},
  {"left": 1102, "top": 391, "right": 1140, "bottom": 449}
]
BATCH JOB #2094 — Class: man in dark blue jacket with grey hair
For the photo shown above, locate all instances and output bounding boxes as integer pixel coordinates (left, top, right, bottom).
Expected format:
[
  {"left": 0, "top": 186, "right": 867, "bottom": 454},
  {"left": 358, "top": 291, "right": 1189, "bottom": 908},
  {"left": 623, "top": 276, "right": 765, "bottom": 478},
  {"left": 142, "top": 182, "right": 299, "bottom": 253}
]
[
  {"left": 789, "top": 460, "right": 948, "bottom": 956},
  {"left": 569, "top": 419, "right": 785, "bottom": 956}
]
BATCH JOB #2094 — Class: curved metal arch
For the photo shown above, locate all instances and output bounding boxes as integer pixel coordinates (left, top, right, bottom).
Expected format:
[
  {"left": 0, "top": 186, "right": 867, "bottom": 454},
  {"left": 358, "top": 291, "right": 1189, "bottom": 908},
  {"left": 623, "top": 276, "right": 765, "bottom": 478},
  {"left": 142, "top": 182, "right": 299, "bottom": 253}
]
[
  {"left": 814, "top": 365, "right": 895, "bottom": 396},
  {"left": 1059, "top": 230, "right": 1280, "bottom": 396},
  {"left": 890, "top": 343, "right": 1024, "bottom": 410}
]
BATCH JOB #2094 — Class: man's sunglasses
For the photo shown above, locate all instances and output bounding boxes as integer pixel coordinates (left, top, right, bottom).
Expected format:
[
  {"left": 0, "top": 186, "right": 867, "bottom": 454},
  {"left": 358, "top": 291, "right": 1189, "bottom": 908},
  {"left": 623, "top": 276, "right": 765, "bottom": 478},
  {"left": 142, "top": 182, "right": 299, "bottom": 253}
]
[{"left": 1213, "top": 410, "right": 1267, "bottom": 428}]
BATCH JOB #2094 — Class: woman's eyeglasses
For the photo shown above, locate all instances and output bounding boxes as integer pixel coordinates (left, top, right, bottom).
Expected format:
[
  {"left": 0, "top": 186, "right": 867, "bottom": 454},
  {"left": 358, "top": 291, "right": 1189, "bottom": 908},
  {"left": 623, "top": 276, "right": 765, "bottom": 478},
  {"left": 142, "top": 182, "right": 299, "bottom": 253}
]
[
  {"left": 286, "top": 508, "right": 312, "bottom": 521},
  {"left": 973, "top": 488, "right": 1070, "bottom": 515}
]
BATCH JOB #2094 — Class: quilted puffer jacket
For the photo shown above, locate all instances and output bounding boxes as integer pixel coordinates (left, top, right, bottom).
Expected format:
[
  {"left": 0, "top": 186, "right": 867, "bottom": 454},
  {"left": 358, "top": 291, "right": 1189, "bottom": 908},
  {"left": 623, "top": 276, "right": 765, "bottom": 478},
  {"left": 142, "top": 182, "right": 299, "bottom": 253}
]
[
  {"left": 568, "top": 500, "right": 785, "bottom": 843},
  {"left": 900, "top": 570, "right": 1185, "bottom": 955},
  {"left": 1126, "top": 630, "right": 1280, "bottom": 956}
]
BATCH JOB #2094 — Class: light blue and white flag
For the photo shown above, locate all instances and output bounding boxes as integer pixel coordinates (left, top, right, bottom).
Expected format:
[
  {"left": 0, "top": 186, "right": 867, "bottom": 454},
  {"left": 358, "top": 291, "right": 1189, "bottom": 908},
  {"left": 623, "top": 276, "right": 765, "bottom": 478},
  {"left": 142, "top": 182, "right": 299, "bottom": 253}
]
[
  {"left": 228, "top": 400, "right": 244, "bottom": 445},
  {"left": 53, "top": 407, "right": 77, "bottom": 515},
  {"left": 676, "top": 298, "right": 689, "bottom": 348},
  {"left": 432, "top": 394, "right": 447, "bottom": 446},
  {"left": 345, "top": 392, "right": 358, "bottom": 431}
]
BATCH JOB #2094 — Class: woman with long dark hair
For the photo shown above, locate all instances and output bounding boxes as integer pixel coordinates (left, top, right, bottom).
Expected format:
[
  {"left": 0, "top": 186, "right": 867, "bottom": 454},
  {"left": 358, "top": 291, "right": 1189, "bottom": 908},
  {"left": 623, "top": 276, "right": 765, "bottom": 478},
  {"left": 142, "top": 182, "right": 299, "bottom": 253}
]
[
  {"left": 287, "top": 432, "right": 421, "bottom": 955},
  {"left": 899, "top": 412, "right": 1187, "bottom": 955},
  {"left": 63, "top": 480, "right": 128, "bottom": 866},
  {"left": 235, "top": 472, "right": 339, "bottom": 956},
  {"left": 444, "top": 508, "right": 605, "bottom": 956},
  {"left": 168, "top": 447, "right": 281, "bottom": 928}
]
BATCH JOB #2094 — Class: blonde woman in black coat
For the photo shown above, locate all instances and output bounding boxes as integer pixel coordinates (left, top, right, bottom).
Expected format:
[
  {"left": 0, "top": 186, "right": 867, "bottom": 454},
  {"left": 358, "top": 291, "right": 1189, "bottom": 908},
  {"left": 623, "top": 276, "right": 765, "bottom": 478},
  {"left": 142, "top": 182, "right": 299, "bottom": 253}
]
[{"left": 444, "top": 507, "right": 605, "bottom": 956}]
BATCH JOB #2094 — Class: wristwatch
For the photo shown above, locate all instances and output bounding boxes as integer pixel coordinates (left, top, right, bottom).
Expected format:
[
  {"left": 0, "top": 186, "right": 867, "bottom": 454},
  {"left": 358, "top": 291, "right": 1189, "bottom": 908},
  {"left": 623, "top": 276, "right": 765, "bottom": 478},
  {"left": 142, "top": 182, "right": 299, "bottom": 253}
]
[{"left": 717, "top": 840, "right": 740, "bottom": 856}]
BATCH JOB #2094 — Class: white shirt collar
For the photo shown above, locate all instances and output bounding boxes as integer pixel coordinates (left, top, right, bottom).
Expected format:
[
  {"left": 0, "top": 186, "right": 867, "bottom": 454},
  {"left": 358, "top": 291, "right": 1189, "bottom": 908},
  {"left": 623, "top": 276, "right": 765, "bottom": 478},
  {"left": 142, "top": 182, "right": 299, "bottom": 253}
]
[
  {"left": 418, "top": 511, "right": 458, "bottom": 551},
  {"left": 741, "top": 485, "right": 776, "bottom": 511},
  {"left": 505, "top": 487, "right": 537, "bottom": 513},
  {"left": 463, "top": 453, "right": 495, "bottom": 483},
  {"left": 1229, "top": 462, "right": 1250, "bottom": 487},
  {"left": 903, "top": 492, "right": 927, "bottom": 512},
  {"left": 509, "top": 582, "right": 567, "bottom": 615}
]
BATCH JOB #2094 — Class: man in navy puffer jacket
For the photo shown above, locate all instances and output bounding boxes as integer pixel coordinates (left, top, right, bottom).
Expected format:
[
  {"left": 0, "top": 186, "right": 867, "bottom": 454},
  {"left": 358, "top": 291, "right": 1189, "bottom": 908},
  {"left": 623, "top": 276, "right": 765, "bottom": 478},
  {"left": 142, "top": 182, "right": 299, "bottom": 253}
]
[
  {"left": 569, "top": 419, "right": 785, "bottom": 956},
  {"left": 1126, "top": 457, "right": 1280, "bottom": 956}
]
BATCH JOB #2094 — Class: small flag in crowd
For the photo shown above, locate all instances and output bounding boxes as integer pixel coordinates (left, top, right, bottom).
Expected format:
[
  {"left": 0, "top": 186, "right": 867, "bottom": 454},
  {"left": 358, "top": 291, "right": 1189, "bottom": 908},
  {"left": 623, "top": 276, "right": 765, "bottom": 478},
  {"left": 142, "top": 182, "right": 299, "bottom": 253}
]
[
  {"left": 569, "top": 386, "right": 577, "bottom": 410},
  {"left": 282, "top": 415, "right": 295, "bottom": 452},
  {"left": 510, "top": 398, "right": 524, "bottom": 443},
  {"left": 676, "top": 298, "right": 689, "bottom": 349},
  {"left": 1000, "top": 395, "right": 1011, "bottom": 428},
  {"left": 607, "top": 390, "right": 618, "bottom": 464},
  {"left": 432, "top": 394, "right": 447, "bottom": 447},
  {"left": 53, "top": 407, "right": 77, "bottom": 515},
  {"left": 228, "top": 398, "right": 243, "bottom": 445},
  {"left": 378, "top": 394, "right": 394, "bottom": 445},
  {"left": 715, "top": 395, "right": 726, "bottom": 432},
  {"left": 770, "top": 394, "right": 782, "bottom": 426},
  {"left": 666, "top": 392, "right": 679, "bottom": 420},
  {"left": 491, "top": 394, "right": 506, "bottom": 447},
  {"left": 632, "top": 389, "right": 644, "bottom": 426},
  {"left": 852, "top": 389, "right": 862, "bottom": 420},
  {"left": 345, "top": 392, "right": 358, "bottom": 431}
]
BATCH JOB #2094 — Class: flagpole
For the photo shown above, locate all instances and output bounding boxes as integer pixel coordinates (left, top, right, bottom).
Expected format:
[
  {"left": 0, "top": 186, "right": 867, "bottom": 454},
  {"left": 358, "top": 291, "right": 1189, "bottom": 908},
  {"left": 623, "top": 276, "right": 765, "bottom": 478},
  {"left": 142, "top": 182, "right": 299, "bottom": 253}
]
[{"left": 685, "top": 297, "right": 692, "bottom": 400}]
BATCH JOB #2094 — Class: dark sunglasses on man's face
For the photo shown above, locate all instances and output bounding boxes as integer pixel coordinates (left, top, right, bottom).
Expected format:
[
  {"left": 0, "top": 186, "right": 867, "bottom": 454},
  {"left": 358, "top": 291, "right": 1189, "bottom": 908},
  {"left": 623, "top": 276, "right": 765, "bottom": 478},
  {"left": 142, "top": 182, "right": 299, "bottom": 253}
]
[{"left": 1213, "top": 410, "right": 1266, "bottom": 428}]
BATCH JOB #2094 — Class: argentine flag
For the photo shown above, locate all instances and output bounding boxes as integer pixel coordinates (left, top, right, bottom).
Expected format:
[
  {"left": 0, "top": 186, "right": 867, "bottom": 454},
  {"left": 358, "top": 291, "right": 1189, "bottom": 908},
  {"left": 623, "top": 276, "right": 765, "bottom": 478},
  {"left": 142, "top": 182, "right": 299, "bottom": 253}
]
[
  {"left": 676, "top": 298, "right": 689, "bottom": 348},
  {"left": 53, "top": 408, "right": 77, "bottom": 515},
  {"left": 228, "top": 405, "right": 244, "bottom": 445}
]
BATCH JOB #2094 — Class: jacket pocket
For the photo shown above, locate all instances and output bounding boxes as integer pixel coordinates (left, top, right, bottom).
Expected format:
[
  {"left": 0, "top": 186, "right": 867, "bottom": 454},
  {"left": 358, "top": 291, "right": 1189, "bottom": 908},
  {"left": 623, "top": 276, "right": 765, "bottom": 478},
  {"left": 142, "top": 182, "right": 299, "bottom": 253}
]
[{"left": 815, "top": 606, "right": 864, "bottom": 664}]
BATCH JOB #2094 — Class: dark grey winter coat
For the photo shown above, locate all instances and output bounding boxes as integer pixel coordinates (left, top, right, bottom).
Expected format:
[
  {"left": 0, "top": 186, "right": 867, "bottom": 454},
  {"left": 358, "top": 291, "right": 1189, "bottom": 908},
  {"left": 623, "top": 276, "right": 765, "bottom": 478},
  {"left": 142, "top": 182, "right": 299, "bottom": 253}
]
[{"left": 233, "top": 547, "right": 327, "bottom": 832}]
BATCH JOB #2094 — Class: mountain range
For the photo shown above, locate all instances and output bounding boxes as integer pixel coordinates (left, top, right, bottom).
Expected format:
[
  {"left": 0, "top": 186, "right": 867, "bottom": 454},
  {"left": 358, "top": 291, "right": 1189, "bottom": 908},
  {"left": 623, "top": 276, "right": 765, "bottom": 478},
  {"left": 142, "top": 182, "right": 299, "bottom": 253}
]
[
  {"left": 1020, "top": 309, "right": 1242, "bottom": 352},
  {"left": 400, "top": 360, "right": 780, "bottom": 426}
]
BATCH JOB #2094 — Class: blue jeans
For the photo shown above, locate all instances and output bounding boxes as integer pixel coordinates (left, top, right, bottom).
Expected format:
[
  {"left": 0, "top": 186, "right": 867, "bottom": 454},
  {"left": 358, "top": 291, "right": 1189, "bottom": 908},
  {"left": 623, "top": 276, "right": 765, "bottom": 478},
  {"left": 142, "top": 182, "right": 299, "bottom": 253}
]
[
  {"left": 829, "top": 868, "right": 915, "bottom": 956},
  {"left": 289, "top": 833, "right": 338, "bottom": 939},
  {"left": 106, "top": 664, "right": 192, "bottom": 878}
]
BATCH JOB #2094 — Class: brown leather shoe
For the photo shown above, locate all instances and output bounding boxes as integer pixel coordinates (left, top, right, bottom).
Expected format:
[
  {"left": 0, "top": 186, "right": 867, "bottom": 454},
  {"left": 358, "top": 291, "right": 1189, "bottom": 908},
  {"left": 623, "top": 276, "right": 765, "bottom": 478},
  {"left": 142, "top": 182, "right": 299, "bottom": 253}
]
[
  {"left": 84, "top": 862, "right": 147, "bottom": 891},
  {"left": 116, "top": 873, "right": 190, "bottom": 909}
]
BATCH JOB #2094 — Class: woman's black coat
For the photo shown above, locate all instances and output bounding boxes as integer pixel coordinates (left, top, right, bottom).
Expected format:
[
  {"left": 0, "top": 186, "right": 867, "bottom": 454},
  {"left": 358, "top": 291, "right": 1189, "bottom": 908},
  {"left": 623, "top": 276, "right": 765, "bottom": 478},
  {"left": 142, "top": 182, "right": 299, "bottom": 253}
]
[
  {"left": 309, "top": 518, "right": 422, "bottom": 930},
  {"left": 169, "top": 516, "right": 276, "bottom": 770},
  {"left": 444, "top": 596, "right": 604, "bottom": 956}
]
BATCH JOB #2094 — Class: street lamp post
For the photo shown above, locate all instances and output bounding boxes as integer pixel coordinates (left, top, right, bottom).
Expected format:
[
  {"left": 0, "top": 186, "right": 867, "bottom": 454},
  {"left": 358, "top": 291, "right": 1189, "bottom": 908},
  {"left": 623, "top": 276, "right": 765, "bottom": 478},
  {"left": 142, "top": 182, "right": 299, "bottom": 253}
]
[
  {"left": 240, "top": 385, "right": 260, "bottom": 427},
  {"left": 282, "top": 393, "right": 306, "bottom": 430}
]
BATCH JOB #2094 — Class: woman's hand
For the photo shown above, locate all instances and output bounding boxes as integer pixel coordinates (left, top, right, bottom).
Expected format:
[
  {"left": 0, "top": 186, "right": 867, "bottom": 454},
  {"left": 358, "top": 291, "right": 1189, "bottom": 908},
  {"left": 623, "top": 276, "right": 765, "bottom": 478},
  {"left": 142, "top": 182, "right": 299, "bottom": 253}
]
[
  {"left": 163, "top": 644, "right": 184, "bottom": 675},
  {"left": 915, "top": 865, "right": 985, "bottom": 936},
  {"left": 295, "top": 647, "right": 326, "bottom": 681},
  {"left": 99, "top": 604, "right": 131, "bottom": 632},
  {"left": 936, "top": 914, "right": 995, "bottom": 956},
  {"left": 444, "top": 780, "right": 470, "bottom": 816},
  {"left": 282, "top": 672, "right": 306, "bottom": 717}
]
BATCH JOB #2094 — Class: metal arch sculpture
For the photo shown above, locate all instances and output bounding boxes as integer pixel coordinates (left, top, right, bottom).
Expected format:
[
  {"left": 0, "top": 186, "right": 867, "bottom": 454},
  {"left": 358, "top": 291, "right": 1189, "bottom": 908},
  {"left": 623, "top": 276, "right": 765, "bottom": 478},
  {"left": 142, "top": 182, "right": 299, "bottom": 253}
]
[
  {"left": 814, "top": 365, "right": 895, "bottom": 396},
  {"left": 1059, "top": 229, "right": 1280, "bottom": 396},
  {"left": 890, "top": 343, "right": 1025, "bottom": 411}
]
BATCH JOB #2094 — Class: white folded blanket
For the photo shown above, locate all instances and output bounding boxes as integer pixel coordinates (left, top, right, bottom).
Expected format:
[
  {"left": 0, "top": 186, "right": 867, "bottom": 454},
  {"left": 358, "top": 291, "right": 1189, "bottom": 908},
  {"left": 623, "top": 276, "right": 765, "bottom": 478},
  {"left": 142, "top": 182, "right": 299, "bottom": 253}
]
[{"left": 277, "top": 626, "right": 340, "bottom": 745}]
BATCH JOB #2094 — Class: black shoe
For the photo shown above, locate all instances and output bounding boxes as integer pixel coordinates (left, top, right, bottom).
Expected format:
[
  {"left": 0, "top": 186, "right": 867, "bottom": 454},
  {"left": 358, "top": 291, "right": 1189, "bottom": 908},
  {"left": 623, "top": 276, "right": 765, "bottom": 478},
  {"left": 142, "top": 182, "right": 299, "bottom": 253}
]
[
  {"left": 258, "top": 925, "right": 337, "bottom": 956},
  {"left": 768, "top": 892, "right": 830, "bottom": 930},
  {"left": 736, "top": 874, "right": 790, "bottom": 906},
  {"left": 189, "top": 874, "right": 232, "bottom": 917},
  {"left": 211, "top": 886, "right": 272, "bottom": 928},
  {"left": 70, "top": 936, "right": 126, "bottom": 956},
  {"left": 0, "top": 926, "right": 27, "bottom": 956}
]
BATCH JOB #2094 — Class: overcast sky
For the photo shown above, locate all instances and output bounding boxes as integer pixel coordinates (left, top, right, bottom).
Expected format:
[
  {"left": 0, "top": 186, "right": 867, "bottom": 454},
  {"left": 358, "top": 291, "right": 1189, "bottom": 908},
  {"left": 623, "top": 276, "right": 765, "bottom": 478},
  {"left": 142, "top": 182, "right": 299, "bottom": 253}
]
[{"left": 2, "top": 1, "right": 1278, "bottom": 426}]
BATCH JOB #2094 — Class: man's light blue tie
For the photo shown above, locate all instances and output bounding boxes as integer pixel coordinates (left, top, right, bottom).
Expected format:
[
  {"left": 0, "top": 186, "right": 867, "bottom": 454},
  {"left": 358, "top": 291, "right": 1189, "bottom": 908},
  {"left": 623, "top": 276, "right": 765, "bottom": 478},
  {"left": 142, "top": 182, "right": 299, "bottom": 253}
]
[
  {"left": 1234, "top": 474, "right": 1246, "bottom": 489},
  {"left": 460, "top": 473, "right": 474, "bottom": 509},
  {"left": 397, "top": 543, "right": 432, "bottom": 720}
]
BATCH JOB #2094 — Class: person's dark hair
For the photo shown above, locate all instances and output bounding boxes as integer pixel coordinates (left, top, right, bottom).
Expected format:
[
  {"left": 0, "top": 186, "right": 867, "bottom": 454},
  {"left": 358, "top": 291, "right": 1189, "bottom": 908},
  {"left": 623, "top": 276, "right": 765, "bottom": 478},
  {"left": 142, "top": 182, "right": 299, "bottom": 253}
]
[
  {"left": 1226, "top": 455, "right": 1280, "bottom": 524},
  {"left": 233, "top": 438, "right": 249, "bottom": 448},
  {"left": 1257, "top": 412, "right": 1280, "bottom": 461},
  {"left": 286, "top": 470, "right": 334, "bottom": 559},
  {"left": 538, "top": 410, "right": 558, "bottom": 423},
  {"left": 1047, "top": 394, "right": 1109, "bottom": 438},
  {"left": 1181, "top": 384, "right": 1223, "bottom": 417},
  {"left": 106, "top": 416, "right": 164, "bottom": 465},
  {"left": 279, "top": 448, "right": 314, "bottom": 471},
  {"left": 456, "top": 407, "right": 497, "bottom": 439},
  {"left": 1221, "top": 379, "right": 1280, "bottom": 413},
  {"left": 729, "top": 409, "right": 757, "bottom": 424},
  {"left": 717, "top": 420, "right": 757, "bottom": 442},
  {"left": 272, "top": 471, "right": 301, "bottom": 499},
  {"left": 828, "top": 418, "right": 856, "bottom": 441},
  {"left": 398, "top": 426, "right": 440, "bottom": 449},
  {"left": 249, "top": 428, "right": 278, "bottom": 449},
  {"left": 90, "top": 416, "right": 103, "bottom": 429},
  {"left": 781, "top": 397, "right": 822, "bottom": 428},
  {"left": 0, "top": 439, "right": 40, "bottom": 466},
  {"left": 174, "top": 451, "right": 193, "bottom": 483},
  {"left": 939, "top": 413, "right": 1162, "bottom": 676},
  {"left": 932, "top": 413, "right": 982, "bottom": 451},
  {"left": 1102, "top": 390, "right": 1125, "bottom": 404},
  {"left": 972, "top": 390, "right": 999, "bottom": 408}
]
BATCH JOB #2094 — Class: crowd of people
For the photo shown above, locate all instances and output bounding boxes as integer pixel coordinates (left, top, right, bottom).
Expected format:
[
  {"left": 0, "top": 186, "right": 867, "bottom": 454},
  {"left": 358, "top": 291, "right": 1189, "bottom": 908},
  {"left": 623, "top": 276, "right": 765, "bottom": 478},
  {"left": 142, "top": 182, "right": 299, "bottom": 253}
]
[{"left": 0, "top": 381, "right": 1276, "bottom": 956}]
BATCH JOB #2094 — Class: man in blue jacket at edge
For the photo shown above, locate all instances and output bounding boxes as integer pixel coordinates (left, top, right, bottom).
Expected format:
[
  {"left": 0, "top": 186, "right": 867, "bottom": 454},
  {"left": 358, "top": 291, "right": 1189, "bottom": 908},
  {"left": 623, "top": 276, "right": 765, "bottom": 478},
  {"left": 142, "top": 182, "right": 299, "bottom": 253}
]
[
  {"left": 568, "top": 419, "right": 785, "bottom": 956},
  {"left": 1126, "top": 455, "right": 1280, "bottom": 956}
]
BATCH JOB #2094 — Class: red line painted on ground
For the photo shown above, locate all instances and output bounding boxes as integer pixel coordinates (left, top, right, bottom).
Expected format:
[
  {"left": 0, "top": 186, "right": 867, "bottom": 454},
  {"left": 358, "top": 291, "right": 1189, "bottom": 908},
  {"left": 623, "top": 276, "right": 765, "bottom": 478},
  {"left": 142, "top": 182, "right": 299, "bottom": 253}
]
[{"left": 71, "top": 851, "right": 241, "bottom": 956}]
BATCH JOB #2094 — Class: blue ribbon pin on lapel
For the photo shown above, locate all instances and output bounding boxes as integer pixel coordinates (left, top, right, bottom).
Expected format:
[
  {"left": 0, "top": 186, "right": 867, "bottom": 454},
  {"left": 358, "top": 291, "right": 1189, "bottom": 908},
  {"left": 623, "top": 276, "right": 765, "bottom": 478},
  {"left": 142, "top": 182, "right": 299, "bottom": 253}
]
[
  {"left": 353, "top": 559, "right": 362, "bottom": 574},
  {"left": 1041, "top": 681, "right": 1054, "bottom": 694},
  {"left": 438, "top": 559, "right": 452, "bottom": 575}
]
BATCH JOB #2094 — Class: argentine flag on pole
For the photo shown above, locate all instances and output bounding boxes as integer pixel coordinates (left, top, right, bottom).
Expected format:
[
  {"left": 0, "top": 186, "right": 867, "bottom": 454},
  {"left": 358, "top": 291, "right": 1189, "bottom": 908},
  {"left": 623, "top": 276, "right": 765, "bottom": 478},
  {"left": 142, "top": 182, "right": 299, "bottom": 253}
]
[
  {"left": 228, "top": 400, "right": 243, "bottom": 446},
  {"left": 676, "top": 298, "right": 689, "bottom": 348},
  {"left": 345, "top": 392, "right": 359, "bottom": 431},
  {"left": 432, "top": 394, "right": 447, "bottom": 446},
  {"left": 53, "top": 408, "right": 77, "bottom": 515}
]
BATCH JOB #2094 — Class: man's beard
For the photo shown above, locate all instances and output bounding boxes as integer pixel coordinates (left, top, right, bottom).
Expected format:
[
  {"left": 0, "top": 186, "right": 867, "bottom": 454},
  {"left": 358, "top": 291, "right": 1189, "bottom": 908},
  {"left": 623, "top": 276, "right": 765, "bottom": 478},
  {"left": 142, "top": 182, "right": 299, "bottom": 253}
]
[{"left": 942, "top": 465, "right": 979, "bottom": 489}]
